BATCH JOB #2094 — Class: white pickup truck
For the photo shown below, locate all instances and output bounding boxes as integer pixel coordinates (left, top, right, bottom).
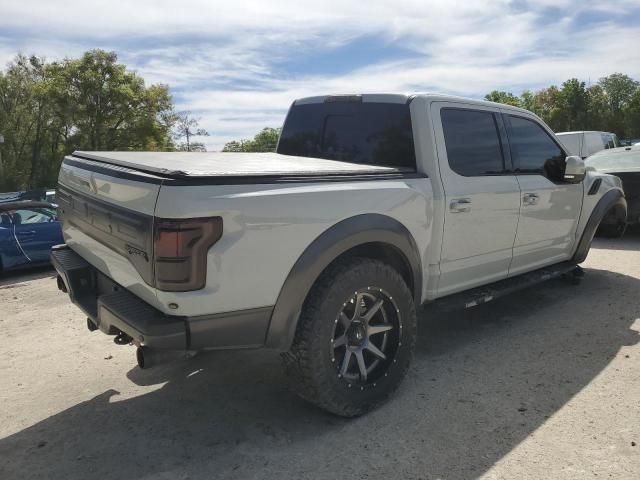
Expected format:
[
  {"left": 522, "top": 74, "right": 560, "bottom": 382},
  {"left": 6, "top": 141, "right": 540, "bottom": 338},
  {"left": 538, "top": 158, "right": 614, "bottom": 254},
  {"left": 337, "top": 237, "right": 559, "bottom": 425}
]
[{"left": 52, "top": 93, "right": 627, "bottom": 416}]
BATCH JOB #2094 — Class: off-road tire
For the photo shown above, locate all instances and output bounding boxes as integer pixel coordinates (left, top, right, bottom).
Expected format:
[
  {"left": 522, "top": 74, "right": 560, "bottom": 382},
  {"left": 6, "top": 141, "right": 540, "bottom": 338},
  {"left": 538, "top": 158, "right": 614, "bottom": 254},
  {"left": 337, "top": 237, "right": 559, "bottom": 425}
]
[
  {"left": 282, "top": 257, "right": 417, "bottom": 417},
  {"left": 597, "top": 221, "right": 627, "bottom": 238}
]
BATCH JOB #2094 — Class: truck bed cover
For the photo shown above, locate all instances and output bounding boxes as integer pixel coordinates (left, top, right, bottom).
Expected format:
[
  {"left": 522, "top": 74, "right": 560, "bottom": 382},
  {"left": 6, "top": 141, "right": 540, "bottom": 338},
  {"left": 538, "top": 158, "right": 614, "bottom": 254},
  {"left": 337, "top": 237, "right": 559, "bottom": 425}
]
[{"left": 71, "top": 151, "right": 408, "bottom": 179}]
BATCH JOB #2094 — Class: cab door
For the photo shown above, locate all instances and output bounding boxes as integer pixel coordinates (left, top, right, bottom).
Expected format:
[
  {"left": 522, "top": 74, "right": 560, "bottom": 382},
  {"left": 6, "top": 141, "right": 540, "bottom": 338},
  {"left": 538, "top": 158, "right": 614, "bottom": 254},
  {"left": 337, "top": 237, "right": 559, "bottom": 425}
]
[
  {"left": 433, "top": 102, "right": 521, "bottom": 296},
  {"left": 502, "top": 112, "right": 583, "bottom": 275}
]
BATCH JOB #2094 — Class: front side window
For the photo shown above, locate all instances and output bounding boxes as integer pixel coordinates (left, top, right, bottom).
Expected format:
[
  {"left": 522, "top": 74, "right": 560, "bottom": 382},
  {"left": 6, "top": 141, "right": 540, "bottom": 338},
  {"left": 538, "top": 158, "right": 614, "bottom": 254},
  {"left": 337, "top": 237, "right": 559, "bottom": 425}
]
[
  {"left": 507, "top": 115, "right": 565, "bottom": 178},
  {"left": 10, "top": 208, "right": 57, "bottom": 225},
  {"left": 277, "top": 101, "right": 416, "bottom": 170},
  {"left": 440, "top": 108, "right": 505, "bottom": 176}
]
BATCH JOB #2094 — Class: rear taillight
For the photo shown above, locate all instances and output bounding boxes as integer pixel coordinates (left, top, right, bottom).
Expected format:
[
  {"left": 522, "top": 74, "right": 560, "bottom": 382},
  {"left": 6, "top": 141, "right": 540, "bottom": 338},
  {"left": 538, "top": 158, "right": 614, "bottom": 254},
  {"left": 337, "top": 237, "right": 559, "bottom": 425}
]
[{"left": 153, "top": 216, "right": 223, "bottom": 291}]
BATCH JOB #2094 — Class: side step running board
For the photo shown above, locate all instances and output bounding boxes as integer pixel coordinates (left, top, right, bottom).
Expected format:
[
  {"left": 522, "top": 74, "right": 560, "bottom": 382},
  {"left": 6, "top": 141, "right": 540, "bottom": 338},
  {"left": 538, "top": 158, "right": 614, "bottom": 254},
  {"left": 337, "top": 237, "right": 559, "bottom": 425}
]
[{"left": 431, "top": 261, "right": 580, "bottom": 312}]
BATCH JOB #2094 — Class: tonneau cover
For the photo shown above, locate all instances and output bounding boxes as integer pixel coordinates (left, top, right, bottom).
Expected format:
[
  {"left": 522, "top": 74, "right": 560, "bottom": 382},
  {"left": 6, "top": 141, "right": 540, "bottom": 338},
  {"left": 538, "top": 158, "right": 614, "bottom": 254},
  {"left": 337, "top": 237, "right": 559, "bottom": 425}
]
[{"left": 72, "top": 151, "right": 406, "bottom": 178}]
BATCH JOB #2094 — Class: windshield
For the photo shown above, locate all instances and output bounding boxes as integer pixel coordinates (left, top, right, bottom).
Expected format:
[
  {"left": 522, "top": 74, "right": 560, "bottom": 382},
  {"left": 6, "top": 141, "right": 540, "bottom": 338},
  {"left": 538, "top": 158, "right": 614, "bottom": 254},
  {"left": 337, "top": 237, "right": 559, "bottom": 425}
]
[{"left": 277, "top": 101, "right": 416, "bottom": 171}]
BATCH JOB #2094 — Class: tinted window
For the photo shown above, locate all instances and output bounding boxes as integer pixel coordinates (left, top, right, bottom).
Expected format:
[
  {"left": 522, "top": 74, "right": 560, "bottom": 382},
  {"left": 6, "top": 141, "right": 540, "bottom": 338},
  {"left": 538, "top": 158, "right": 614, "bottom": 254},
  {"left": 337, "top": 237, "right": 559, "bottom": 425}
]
[
  {"left": 508, "top": 116, "right": 565, "bottom": 177},
  {"left": 440, "top": 108, "right": 505, "bottom": 176},
  {"left": 277, "top": 101, "right": 416, "bottom": 170}
]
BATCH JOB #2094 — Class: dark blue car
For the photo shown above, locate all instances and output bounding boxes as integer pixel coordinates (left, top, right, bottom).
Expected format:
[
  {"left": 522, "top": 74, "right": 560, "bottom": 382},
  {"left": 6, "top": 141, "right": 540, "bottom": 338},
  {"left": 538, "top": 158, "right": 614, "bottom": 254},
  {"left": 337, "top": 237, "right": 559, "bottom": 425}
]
[{"left": 0, "top": 201, "right": 64, "bottom": 273}]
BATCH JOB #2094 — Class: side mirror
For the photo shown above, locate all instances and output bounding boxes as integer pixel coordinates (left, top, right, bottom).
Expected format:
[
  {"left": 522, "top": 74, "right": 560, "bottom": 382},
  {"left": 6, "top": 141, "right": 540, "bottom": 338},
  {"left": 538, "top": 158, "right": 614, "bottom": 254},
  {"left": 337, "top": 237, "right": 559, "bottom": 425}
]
[{"left": 564, "top": 156, "right": 586, "bottom": 183}]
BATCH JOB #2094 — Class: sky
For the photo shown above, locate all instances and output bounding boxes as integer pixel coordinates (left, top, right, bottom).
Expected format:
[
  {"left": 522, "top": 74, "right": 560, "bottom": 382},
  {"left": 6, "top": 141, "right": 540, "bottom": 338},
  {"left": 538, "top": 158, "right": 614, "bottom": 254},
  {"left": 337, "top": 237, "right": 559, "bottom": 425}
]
[{"left": 1, "top": 0, "right": 639, "bottom": 151}]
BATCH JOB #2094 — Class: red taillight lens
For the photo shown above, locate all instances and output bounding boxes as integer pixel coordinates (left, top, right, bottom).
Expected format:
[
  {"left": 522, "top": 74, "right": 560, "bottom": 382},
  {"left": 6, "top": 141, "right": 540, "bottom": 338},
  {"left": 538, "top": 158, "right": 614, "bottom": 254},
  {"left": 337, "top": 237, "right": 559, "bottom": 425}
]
[{"left": 153, "top": 216, "right": 223, "bottom": 291}]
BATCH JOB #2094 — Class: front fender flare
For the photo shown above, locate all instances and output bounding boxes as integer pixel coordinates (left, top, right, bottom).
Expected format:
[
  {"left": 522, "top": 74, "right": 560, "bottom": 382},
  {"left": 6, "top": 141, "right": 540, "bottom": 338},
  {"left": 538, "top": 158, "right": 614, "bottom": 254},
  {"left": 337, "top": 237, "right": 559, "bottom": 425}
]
[
  {"left": 572, "top": 188, "right": 626, "bottom": 263},
  {"left": 264, "top": 214, "right": 422, "bottom": 351}
]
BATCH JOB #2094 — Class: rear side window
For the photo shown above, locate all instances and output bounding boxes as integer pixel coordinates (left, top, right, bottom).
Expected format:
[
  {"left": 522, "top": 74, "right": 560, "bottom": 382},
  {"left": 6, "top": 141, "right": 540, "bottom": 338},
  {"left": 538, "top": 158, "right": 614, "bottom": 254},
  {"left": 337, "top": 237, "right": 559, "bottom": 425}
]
[
  {"left": 277, "top": 101, "right": 416, "bottom": 170},
  {"left": 440, "top": 108, "right": 505, "bottom": 176},
  {"left": 507, "top": 116, "right": 565, "bottom": 174}
]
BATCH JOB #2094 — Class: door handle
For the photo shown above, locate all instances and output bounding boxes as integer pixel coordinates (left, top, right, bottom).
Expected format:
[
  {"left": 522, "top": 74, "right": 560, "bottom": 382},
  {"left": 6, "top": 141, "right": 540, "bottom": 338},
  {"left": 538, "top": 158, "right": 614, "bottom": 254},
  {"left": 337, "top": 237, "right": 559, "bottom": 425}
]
[
  {"left": 522, "top": 193, "right": 539, "bottom": 206},
  {"left": 450, "top": 198, "right": 472, "bottom": 213}
]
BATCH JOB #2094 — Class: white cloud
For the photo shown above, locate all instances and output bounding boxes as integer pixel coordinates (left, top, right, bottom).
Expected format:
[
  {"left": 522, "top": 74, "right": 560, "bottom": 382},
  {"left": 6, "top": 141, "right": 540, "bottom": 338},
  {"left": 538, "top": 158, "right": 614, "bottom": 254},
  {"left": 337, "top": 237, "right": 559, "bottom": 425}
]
[{"left": 1, "top": 1, "right": 639, "bottom": 150}]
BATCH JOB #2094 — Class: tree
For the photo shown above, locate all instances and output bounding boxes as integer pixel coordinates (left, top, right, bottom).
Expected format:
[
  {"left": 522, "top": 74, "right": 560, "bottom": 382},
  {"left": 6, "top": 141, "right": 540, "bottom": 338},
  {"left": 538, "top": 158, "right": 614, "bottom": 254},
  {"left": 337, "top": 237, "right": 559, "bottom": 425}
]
[
  {"left": 484, "top": 90, "right": 522, "bottom": 107},
  {"left": 557, "top": 78, "right": 588, "bottom": 131},
  {"left": 598, "top": 73, "right": 640, "bottom": 138},
  {"left": 599, "top": 73, "right": 639, "bottom": 113},
  {"left": 585, "top": 85, "right": 609, "bottom": 132},
  {"left": 531, "top": 86, "right": 563, "bottom": 130},
  {"left": 222, "top": 127, "right": 280, "bottom": 152},
  {"left": 172, "top": 111, "right": 209, "bottom": 152},
  {"left": 626, "top": 89, "right": 640, "bottom": 138},
  {"left": 0, "top": 55, "right": 52, "bottom": 190},
  {"left": 0, "top": 49, "right": 176, "bottom": 190}
]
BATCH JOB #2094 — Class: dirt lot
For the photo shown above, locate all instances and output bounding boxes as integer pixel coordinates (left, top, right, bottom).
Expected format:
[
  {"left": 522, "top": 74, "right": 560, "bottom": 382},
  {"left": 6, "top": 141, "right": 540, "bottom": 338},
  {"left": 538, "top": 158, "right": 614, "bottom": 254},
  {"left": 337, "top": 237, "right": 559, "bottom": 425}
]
[{"left": 1, "top": 232, "right": 639, "bottom": 480}]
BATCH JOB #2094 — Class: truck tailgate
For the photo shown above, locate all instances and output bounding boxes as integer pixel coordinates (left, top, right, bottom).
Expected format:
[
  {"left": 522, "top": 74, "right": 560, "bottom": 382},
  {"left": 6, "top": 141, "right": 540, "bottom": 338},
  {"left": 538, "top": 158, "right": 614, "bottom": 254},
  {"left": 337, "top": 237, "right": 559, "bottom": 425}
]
[{"left": 57, "top": 158, "right": 162, "bottom": 309}]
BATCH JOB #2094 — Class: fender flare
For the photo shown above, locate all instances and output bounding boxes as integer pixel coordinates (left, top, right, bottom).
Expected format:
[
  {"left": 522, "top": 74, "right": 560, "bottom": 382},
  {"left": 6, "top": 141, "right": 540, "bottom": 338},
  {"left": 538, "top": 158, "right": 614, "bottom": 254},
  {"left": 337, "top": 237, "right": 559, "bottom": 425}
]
[
  {"left": 264, "top": 214, "right": 422, "bottom": 351},
  {"left": 572, "top": 188, "right": 627, "bottom": 263}
]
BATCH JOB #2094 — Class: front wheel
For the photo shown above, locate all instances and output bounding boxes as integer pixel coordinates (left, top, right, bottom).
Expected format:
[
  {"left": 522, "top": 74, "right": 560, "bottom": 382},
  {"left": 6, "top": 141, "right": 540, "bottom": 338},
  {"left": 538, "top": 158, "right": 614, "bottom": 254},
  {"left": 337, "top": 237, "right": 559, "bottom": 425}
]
[
  {"left": 283, "top": 257, "right": 417, "bottom": 417},
  {"left": 597, "top": 221, "right": 627, "bottom": 238}
]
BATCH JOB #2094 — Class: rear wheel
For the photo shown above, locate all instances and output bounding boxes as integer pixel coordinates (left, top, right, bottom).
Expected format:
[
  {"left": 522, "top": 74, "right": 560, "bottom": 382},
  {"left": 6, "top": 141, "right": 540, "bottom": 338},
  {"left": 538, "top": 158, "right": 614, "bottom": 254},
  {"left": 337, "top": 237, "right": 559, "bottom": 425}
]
[{"left": 283, "top": 257, "right": 416, "bottom": 417}]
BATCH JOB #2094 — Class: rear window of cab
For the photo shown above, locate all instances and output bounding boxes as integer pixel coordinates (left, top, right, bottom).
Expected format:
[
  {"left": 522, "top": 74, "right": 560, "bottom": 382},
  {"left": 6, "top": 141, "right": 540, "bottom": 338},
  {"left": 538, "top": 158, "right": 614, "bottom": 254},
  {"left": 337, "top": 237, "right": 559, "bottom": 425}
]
[{"left": 277, "top": 101, "right": 417, "bottom": 171}]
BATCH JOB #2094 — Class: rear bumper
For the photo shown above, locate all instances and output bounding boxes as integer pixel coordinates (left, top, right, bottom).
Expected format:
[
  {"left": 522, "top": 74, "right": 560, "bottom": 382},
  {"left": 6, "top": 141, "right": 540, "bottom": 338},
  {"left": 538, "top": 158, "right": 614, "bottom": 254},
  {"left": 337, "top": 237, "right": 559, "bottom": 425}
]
[{"left": 51, "top": 245, "right": 273, "bottom": 351}]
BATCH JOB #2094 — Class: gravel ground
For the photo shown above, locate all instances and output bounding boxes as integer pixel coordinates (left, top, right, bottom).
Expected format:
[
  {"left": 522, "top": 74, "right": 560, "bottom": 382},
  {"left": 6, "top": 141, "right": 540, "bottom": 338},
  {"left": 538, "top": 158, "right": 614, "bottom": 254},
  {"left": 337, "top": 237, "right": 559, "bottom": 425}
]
[{"left": 1, "top": 231, "right": 639, "bottom": 480}]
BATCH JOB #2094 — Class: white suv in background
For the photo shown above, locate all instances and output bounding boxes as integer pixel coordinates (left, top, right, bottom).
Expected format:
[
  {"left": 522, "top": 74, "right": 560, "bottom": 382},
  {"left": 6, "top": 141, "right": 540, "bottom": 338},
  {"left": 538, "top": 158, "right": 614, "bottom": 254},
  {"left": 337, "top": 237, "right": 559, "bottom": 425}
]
[{"left": 556, "top": 131, "right": 620, "bottom": 159}]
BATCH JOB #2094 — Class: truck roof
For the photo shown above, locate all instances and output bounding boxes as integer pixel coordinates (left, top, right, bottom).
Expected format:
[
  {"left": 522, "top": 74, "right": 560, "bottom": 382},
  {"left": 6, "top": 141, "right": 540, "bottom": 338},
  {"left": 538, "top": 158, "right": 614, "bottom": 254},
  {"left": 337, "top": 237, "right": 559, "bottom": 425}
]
[
  {"left": 293, "top": 93, "right": 535, "bottom": 116},
  {"left": 556, "top": 131, "right": 616, "bottom": 135}
]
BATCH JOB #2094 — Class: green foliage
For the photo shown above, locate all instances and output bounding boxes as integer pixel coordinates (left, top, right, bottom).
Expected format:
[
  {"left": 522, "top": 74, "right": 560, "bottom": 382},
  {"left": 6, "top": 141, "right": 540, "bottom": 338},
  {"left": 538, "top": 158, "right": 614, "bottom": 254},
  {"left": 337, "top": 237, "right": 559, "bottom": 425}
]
[
  {"left": 0, "top": 50, "right": 175, "bottom": 190},
  {"left": 2, "top": 55, "right": 638, "bottom": 192},
  {"left": 485, "top": 90, "right": 523, "bottom": 107},
  {"left": 222, "top": 127, "right": 280, "bottom": 152},
  {"left": 485, "top": 73, "right": 640, "bottom": 139}
]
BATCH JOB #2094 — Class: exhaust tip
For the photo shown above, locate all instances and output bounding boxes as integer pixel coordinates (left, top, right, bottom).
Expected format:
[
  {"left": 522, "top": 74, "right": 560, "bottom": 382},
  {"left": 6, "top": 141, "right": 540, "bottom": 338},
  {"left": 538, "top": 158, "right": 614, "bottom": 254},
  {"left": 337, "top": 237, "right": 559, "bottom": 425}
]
[
  {"left": 87, "top": 318, "right": 98, "bottom": 332},
  {"left": 136, "top": 347, "right": 189, "bottom": 369},
  {"left": 136, "top": 347, "right": 148, "bottom": 369},
  {"left": 56, "top": 275, "right": 68, "bottom": 293}
]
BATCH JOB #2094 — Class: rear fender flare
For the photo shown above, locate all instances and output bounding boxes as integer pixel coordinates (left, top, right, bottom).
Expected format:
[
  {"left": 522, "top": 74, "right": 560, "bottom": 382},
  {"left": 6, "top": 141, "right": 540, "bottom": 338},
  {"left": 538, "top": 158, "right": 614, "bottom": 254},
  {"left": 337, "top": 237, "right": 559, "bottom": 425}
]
[{"left": 264, "top": 214, "right": 422, "bottom": 351}]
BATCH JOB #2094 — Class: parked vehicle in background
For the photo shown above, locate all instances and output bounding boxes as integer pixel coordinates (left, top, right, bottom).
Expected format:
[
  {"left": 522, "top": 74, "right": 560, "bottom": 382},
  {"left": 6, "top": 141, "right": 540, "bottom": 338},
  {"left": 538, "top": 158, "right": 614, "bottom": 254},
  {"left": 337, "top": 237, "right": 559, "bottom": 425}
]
[
  {"left": 52, "top": 93, "right": 626, "bottom": 417},
  {"left": 0, "top": 201, "right": 63, "bottom": 273},
  {"left": 556, "top": 131, "right": 620, "bottom": 159},
  {"left": 45, "top": 190, "right": 57, "bottom": 207},
  {"left": 586, "top": 145, "right": 640, "bottom": 236}
]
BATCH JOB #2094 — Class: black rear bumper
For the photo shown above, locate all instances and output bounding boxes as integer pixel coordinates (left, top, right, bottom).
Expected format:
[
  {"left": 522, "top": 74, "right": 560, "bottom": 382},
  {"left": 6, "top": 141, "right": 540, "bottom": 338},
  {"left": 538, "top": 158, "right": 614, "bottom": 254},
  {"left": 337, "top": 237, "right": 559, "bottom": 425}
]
[
  {"left": 51, "top": 245, "right": 186, "bottom": 349},
  {"left": 51, "top": 245, "right": 273, "bottom": 351}
]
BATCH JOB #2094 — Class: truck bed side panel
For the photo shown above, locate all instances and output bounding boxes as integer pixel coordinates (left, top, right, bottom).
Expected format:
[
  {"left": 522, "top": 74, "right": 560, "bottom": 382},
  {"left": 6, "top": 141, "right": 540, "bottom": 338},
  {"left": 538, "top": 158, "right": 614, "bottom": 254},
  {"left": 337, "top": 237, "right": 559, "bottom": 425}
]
[{"left": 153, "top": 178, "right": 434, "bottom": 317}]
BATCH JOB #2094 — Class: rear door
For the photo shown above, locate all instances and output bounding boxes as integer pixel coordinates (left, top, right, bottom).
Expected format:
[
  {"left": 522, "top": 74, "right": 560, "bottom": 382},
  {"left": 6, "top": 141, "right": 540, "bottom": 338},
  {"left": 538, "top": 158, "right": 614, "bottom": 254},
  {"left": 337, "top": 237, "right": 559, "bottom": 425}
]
[
  {"left": 11, "top": 206, "right": 63, "bottom": 262},
  {"left": 433, "top": 102, "right": 521, "bottom": 296},
  {"left": 503, "top": 112, "right": 583, "bottom": 275},
  {"left": 0, "top": 211, "right": 29, "bottom": 269}
]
